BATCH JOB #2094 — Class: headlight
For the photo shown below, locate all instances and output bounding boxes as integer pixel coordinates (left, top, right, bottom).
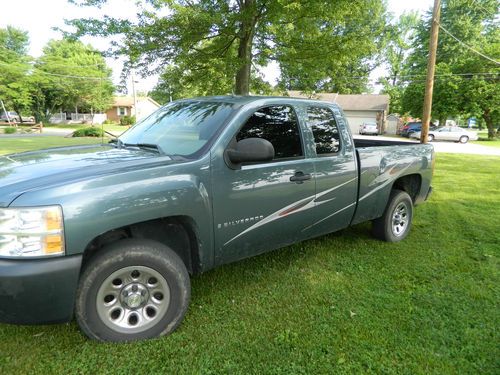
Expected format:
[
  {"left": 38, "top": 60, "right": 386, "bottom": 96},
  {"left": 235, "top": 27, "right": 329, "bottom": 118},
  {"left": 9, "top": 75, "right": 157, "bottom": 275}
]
[{"left": 0, "top": 206, "right": 65, "bottom": 258}]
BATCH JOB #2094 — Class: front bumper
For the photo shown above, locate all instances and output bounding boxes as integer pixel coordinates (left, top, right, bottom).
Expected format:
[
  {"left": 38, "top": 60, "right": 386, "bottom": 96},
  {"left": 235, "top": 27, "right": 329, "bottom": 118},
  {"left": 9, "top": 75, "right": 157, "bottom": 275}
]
[{"left": 0, "top": 255, "right": 82, "bottom": 324}]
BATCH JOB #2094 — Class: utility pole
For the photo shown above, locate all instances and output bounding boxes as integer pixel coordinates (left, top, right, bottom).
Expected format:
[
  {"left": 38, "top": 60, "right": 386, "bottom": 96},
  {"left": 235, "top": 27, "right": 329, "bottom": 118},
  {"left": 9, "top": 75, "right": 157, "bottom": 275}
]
[
  {"left": 0, "top": 99, "right": 11, "bottom": 126},
  {"left": 131, "top": 72, "right": 138, "bottom": 118},
  {"left": 421, "top": 0, "right": 441, "bottom": 144}
]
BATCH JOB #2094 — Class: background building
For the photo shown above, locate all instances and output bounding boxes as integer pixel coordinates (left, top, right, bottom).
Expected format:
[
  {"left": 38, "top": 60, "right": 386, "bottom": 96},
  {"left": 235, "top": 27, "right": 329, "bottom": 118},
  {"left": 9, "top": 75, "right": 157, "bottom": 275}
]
[{"left": 288, "top": 91, "right": 390, "bottom": 135}]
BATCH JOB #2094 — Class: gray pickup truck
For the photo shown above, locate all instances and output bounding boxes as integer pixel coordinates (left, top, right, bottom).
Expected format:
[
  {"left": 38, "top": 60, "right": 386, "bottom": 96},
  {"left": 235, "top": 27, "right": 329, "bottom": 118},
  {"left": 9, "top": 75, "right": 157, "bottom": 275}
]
[{"left": 0, "top": 96, "right": 433, "bottom": 342}]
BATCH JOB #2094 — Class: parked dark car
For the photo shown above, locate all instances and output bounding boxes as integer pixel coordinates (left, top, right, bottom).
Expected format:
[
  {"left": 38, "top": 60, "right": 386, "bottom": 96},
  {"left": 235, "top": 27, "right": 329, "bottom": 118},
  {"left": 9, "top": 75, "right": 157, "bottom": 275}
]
[{"left": 400, "top": 122, "right": 422, "bottom": 137}]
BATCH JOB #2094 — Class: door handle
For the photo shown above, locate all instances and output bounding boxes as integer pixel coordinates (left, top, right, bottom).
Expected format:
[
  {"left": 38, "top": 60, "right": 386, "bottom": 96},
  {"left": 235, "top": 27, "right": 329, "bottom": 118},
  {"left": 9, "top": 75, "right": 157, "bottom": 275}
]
[{"left": 290, "top": 171, "right": 312, "bottom": 183}]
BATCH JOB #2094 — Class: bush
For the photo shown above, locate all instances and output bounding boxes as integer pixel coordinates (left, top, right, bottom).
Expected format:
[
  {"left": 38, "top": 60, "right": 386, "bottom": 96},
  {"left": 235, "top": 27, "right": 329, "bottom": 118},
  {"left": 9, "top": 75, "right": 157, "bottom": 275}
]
[
  {"left": 120, "top": 115, "right": 136, "bottom": 126},
  {"left": 4, "top": 127, "right": 17, "bottom": 134},
  {"left": 103, "top": 119, "right": 117, "bottom": 125},
  {"left": 72, "top": 127, "right": 104, "bottom": 137}
]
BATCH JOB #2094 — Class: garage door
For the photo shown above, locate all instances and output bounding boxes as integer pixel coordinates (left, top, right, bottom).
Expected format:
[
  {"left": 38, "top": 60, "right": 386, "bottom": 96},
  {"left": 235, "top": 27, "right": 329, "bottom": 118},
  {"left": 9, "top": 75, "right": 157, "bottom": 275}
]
[{"left": 343, "top": 111, "right": 378, "bottom": 135}]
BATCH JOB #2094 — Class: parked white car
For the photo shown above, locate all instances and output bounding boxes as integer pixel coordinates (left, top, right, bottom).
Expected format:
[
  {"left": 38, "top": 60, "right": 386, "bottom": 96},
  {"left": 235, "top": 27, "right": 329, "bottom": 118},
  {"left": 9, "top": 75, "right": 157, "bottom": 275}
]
[
  {"left": 0, "top": 111, "right": 35, "bottom": 123},
  {"left": 359, "top": 122, "right": 379, "bottom": 135},
  {"left": 410, "top": 126, "right": 478, "bottom": 143}
]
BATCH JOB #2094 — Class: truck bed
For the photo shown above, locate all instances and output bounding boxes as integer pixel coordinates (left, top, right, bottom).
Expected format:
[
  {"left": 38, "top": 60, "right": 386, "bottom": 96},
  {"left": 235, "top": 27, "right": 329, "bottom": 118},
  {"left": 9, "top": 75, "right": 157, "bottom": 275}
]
[
  {"left": 353, "top": 138, "right": 420, "bottom": 148},
  {"left": 351, "top": 139, "right": 434, "bottom": 226}
]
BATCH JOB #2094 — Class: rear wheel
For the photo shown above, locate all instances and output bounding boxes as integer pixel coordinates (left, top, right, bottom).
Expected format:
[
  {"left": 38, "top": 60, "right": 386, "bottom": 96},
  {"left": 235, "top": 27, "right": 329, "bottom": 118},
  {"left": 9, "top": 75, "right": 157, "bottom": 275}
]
[
  {"left": 428, "top": 134, "right": 434, "bottom": 142},
  {"left": 372, "top": 189, "right": 413, "bottom": 242},
  {"left": 459, "top": 135, "right": 469, "bottom": 144},
  {"left": 75, "top": 239, "right": 190, "bottom": 342}
]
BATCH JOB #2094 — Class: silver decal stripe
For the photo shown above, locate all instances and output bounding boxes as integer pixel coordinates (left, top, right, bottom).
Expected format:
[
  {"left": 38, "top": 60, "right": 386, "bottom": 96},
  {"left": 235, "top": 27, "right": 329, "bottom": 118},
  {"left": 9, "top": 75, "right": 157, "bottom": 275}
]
[
  {"left": 224, "top": 176, "right": 358, "bottom": 246},
  {"left": 359, "top": 160, "right": 415, "bottom": 202},
  {"left": 302, "top": 202, "right": 357, "bottom": 232}
]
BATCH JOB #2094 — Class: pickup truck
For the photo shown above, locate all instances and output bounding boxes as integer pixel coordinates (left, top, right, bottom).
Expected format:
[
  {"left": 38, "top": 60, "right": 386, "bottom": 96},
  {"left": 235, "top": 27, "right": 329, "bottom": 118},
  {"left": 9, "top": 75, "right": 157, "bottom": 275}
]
[{"left": 0, "top": 96, "right": 433, "bottom": 342}]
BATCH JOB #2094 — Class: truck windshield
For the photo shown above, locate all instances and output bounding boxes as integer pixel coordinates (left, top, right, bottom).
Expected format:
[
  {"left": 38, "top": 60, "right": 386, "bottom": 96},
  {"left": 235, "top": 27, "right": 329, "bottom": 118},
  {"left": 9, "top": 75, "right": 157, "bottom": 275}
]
[{"left": 118, "top": 101, "right": 235, "bottom": 157}]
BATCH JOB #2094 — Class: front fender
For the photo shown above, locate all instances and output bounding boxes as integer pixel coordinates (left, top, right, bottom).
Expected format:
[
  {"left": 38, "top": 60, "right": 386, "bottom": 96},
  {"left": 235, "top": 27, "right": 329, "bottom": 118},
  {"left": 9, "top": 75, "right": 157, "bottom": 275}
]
[{"left": 10, "top": 159, "right": 214, "bottom": 270}]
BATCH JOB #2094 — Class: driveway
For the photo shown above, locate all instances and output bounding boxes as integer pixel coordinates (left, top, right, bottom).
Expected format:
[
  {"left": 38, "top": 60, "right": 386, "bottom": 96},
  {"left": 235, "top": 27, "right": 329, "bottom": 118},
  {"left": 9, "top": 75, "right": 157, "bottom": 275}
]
[{"left": 354, "top": 135, "right": 500, "bottom": 156}]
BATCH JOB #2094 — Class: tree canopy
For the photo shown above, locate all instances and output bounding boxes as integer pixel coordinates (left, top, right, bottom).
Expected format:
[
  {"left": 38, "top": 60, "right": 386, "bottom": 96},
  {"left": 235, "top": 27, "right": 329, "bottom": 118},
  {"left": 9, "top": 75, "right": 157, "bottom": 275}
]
[
  {"left": 32, "top": 39, "right": 114, "bottom": 121},
  {"left": 66, "top": 0, "right": 387, "bottom": 96},
  {"left": 378, "top": 11, "right": 419, "bottom": 115},
  {"left": 401, "top": 0, "right": 499, "bottom": 137},
  {"left": 0, "top": 26, "right": 32, "bottom": 117},
  {"left": 0, "top": 27, "right": 114, "bottom": 123}
]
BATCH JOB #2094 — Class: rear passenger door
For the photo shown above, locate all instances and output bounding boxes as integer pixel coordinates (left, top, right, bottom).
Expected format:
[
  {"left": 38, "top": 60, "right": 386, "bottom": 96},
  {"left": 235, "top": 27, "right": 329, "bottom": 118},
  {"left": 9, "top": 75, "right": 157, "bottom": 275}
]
[{"left": 301, "top": 105, "right": 358, "bottom": 238}]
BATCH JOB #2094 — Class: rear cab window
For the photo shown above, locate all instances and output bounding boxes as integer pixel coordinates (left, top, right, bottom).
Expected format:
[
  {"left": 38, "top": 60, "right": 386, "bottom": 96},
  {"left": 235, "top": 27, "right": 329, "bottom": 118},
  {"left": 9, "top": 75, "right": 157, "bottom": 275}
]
[{"left": 305, "top": 106, "right": 341, "bottom": 156}]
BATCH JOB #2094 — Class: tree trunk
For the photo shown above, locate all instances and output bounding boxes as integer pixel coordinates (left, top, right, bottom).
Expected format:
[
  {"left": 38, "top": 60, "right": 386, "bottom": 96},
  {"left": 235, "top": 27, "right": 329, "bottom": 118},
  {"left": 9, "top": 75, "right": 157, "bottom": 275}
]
[
  {"left": 235, "top": 0, "right": 257, "bottom": 95},
  {"left": 482, "top": 109, "right": 495, "bottom": 139},
  {"left": 438, "top": 115, "right": 446, "bottom": 127}
]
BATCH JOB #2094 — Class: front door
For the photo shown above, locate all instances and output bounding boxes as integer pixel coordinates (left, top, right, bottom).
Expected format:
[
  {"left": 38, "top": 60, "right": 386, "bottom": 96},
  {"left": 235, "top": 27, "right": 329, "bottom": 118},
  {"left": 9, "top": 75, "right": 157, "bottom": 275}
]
[{"left": 211, "top": 105, "right": 316, "bottom": 264}]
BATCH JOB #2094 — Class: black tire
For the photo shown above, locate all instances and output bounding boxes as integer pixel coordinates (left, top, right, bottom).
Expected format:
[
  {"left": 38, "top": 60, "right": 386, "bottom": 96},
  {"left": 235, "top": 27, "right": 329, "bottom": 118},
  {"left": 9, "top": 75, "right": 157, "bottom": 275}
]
[
  {"left": 428, "top": 134, "right": 434, "bottom": 142},
  {"left": 459, "top": 135, "right": 469, "bottom": 144},
  {"left": 75, "top": 239, "right": 190, "bottom": 342},
  {"left": 372, "top": 189, "right": 413, "bottom": 242}
]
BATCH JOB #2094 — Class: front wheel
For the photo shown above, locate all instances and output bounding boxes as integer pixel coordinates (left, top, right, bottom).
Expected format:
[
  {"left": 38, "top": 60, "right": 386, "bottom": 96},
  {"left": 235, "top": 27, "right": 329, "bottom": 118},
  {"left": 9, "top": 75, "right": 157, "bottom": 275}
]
[
  {"left": 372, "top": 189, "right": 413, "bottom": 242},
  {"left": 428, "top": 134, "right": 434, "bottom": 142},
  {"left": 75, "top": 239, "right": 190, "bottom": 342},
  {"left": 459, "top": 136, "right": 469, "bottom": 144}
]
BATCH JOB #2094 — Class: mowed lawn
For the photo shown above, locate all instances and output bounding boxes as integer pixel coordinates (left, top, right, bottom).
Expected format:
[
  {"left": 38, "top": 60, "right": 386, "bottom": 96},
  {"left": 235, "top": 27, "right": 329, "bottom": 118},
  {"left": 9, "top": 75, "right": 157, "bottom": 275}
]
[
  {"left": 0, "top": 140, "right": 498, "bottom": 374},
  {"left": 0, "top": 136, "right": 106, "bottom": 154}
]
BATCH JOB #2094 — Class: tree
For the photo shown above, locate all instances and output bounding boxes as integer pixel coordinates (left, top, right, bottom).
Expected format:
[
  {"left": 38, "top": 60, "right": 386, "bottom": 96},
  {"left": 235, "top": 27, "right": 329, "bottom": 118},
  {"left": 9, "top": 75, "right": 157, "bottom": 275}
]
[
  {"left": 277, "top": 1, "right": 387, "bottom": 94},
  {"left": 402, "top": 0, "right": 499, "bottom": 136},
  {"left": 31, "top": 39, "right": 114, "bottom": 122},
  {"left": 65, "top": 0, "right": 387, "bottom": 95},
  {"left": 149, "top": 61, "right": 274, "bottom": 104},
  {"left": 379, "top": 12, "right": 419, "bottom": 114},
  {"left": 0, "top": 26, "right": 33, "bottom": 120}
]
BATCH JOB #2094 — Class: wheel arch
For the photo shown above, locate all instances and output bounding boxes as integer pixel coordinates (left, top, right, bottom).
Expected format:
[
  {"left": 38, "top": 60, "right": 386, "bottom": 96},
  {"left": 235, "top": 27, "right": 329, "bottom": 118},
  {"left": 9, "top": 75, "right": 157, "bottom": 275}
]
[
  {"left": 391, "top": 173, "right": 422, "bottom": 203},
  {"left": 81, "top": 216, "right": 202, "bottom": 275}
]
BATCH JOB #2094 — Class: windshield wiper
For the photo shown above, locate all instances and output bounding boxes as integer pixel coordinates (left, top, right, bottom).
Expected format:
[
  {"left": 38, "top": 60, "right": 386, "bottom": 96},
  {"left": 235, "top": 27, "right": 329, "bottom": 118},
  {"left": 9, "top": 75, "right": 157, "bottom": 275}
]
[
  {"left": 122, "top": 142, "right": 165, "bottom": 155},
  {"left": 108, "top": 139, "right": 123, "bottom": 147}
]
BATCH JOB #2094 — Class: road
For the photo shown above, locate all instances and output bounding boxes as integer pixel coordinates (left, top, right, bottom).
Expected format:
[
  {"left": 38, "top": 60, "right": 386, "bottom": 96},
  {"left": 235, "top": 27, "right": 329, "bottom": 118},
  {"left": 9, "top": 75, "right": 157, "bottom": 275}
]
[
  {"left": 354, "top": 135, "right": 500, "bottom": 156},
  {"left": 1, "top": 131, "right": 499, "bottom": 156}
]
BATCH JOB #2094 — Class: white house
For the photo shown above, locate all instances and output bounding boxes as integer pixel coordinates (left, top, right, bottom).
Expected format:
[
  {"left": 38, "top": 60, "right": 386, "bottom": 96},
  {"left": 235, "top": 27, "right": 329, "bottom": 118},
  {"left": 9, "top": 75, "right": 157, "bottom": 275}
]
[
  {"left": 287, "top": 91, "right": 390, "bottom": 135},
  {"left": 106, "top": 97, "right": 161, "bottom": 122}
]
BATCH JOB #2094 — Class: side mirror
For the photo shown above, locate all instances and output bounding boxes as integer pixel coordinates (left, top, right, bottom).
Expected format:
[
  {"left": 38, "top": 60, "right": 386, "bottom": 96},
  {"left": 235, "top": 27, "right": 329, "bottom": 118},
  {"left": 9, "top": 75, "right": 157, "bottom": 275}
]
[{"left": 226, "top": 137, "right": 275, "bottom": 165}]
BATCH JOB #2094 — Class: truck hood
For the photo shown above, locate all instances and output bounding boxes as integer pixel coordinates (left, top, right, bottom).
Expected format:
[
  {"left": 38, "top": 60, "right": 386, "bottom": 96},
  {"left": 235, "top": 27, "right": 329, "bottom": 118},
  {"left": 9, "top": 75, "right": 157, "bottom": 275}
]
[{"left": 0, "top": 144, "right": 172, "bottom": 207}]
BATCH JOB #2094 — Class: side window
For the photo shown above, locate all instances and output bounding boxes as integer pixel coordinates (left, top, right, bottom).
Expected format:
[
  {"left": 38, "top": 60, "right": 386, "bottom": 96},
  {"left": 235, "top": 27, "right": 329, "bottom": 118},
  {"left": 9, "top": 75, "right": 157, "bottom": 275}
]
[
  {"left": 236, "top": 105, "right": 303, "bottom": 160},
  {"left": 306, "top": 106, "right": 341, "bottom": 155}
]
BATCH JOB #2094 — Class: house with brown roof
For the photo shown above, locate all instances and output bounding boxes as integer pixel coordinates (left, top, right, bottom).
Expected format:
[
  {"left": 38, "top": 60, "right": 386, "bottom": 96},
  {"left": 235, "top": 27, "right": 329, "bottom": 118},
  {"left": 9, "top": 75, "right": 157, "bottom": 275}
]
[
  {"left": 287, "top": 91, "right": 390, "bottom": 135},
  {"left": 106, "top": 96, "right": 161, "bottom": 123}
]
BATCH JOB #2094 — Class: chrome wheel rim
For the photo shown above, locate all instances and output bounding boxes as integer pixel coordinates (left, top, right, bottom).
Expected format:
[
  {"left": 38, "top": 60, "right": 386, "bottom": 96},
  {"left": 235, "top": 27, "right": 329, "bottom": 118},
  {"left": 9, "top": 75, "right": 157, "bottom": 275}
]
[
  {"left": 96, "top": 266, "right": 170, "bottom": 334},
  {"left": 391, "top": 202, "right": 409, "bottom": 237}
]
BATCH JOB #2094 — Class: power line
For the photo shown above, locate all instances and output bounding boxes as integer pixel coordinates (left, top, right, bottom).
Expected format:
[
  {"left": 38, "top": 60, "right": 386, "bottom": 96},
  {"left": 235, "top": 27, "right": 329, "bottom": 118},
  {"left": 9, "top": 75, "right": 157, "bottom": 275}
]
[
  {"left": 0, "top": 47, "right": 107, "bottom": 69},
  {"left": 438, "top": 22, "right": 500, "bottom": 65},
  {"left": 470, "top": 0, "right": 499, "bottom": 19},
  {"left": 0, "top": 60, "right": 107, "bottom": 80}
]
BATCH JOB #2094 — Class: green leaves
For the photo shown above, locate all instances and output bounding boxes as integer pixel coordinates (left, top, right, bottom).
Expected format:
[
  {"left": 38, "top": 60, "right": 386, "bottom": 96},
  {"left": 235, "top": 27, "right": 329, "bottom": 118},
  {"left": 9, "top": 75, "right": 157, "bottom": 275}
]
[
  {"left": 0, "top": 27, "right": 114, "bottom": 123},
  {"left": 64, "top": 0, "right": 388, "bottom": 95},
  {"left": 401, "top": 0, "right": 499, "bottom": 135}
]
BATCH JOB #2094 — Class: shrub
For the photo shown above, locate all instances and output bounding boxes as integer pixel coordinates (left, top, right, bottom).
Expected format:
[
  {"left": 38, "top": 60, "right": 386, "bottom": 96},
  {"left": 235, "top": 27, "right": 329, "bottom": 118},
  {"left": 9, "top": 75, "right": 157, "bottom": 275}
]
[
  {"left": 72, "top": 127, "right": 104, "bottom": 137},
  {"left": 120, "top": 115, "right": 136, "bottom": 126},
  {"left": 103, "top": 119, "right": 117, "bottom": 125},
  {"left": 4, "top": 127, "right": 17, "bottom": 134}
]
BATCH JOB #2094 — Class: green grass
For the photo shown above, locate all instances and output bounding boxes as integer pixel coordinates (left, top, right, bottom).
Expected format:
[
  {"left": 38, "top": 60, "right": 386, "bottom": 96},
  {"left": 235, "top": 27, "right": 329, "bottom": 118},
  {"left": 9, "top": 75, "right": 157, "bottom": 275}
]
[
  {"left": 0, "top": 136, "right": 107, "bottom": 155},
  {"left": 0, "top": 152, "right": 499, "bottom": 374},
  {"left": 43, "top": 123, "right": 129, "bottom": 133},
  {"left": 472, "top": 139, "right": 500, "bottom": 148}
]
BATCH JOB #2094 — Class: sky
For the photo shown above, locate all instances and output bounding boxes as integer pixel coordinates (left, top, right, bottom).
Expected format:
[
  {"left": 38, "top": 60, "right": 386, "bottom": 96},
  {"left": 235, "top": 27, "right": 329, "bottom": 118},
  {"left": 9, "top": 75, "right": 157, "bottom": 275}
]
[{"left": 1, "top": 0, "right": 434, "bottom": 94}]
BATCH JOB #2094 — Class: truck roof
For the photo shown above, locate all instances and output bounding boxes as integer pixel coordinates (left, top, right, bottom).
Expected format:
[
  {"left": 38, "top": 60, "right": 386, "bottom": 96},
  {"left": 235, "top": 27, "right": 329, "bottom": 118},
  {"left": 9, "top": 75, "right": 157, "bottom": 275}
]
[{"left": 181, "top": 95, "right": 343, "bottom": 108}]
